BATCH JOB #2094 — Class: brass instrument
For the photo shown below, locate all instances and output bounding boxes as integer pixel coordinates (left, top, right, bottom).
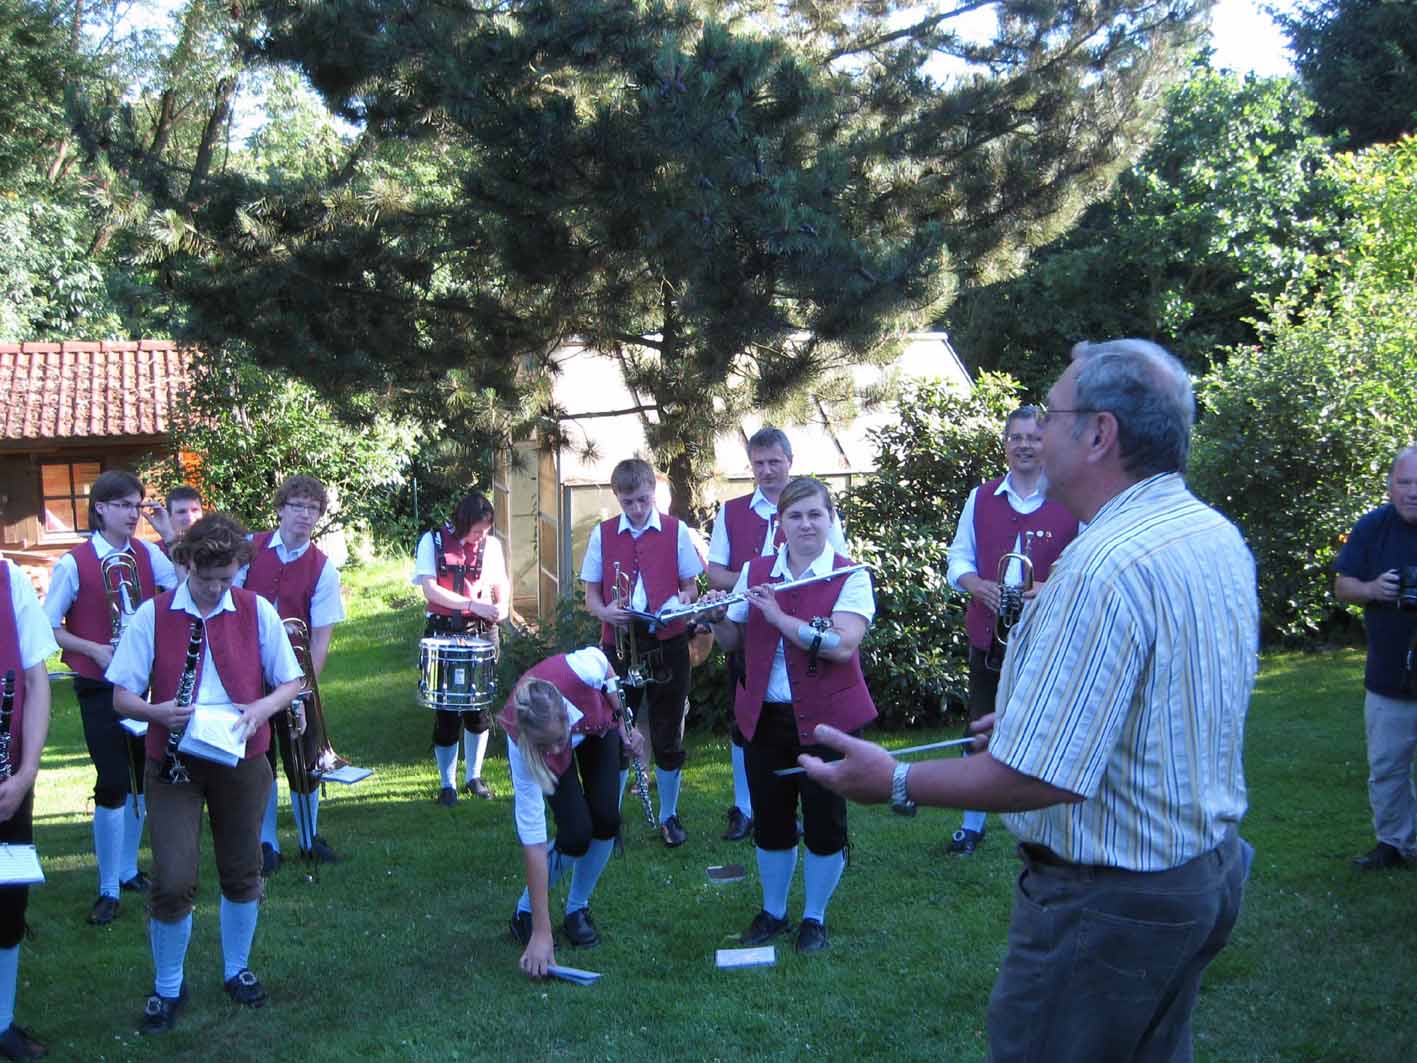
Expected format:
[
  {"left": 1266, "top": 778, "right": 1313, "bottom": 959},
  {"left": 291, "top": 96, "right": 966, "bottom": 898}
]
[
  {"left": 610, "top": 563, "right": 657, "bottom": 827},
  {"left": 280, "top": 618, "right": 349, "bottom": 803},
  {"left": 0, "top": 670, "right": 14, "bottom": 781},
  {"left": 994, "top": 530, "right": 1051, "bottom": 647},
  {"left": 100, "top": 551, "right": 143, "bottom": 647}
]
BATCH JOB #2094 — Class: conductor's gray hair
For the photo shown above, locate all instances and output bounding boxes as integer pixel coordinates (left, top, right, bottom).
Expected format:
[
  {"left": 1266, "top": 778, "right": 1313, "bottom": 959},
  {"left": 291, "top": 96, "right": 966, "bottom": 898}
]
[{"left": 1070, "top": 339, "right": 1195, "bottom": 477}]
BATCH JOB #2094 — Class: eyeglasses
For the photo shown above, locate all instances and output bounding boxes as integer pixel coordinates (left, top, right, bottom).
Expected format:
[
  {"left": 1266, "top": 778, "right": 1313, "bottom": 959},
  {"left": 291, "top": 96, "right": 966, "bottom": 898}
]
[
  {"left": 284, "top": 502, "right": 321, "bottom": 515},
  {"left": 1037, "top": 407, "right": 1094, "bottom": 426},
  {"left": 99, "top": 500, "right": 141, "bottom": 512},
  {"left": 1005, "top": 433, "right": 1043, "bottom": 446}
]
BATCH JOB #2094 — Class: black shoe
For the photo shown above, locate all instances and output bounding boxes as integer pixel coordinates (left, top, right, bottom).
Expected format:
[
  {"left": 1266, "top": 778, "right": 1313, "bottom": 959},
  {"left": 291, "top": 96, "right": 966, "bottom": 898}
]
[
  {"left": 741, "top": 909, "right": 793, "bottom": 946},
  {"left": 795, "top": 917, "right": 829, "bottom": 955},
  {"left": 563, "top": 907, "right": 600, "bottom": 948},
  {"left": 660, "top": 814, "right": 687, "bottom": 848},
  {"left": 436, "top": 786, "right": 458, "bottom": 807},
  {"left": 510, "top": 910, "right": 533, "bottom": 947},
  {"left": 947, "top": 828, "right": 985, "bottom": 855},
  {"left": 138, "top": 985, "right": 187, "bottom": 1036},
  {"left": 1354, "top": 842, "right": 1411, "bottom": 871},
  {"left": 119, "top": 870, "right": 151, "bottom": 893},
  {"left": 224, "top": 968, "right": 268, "bottom": 1008},
  {"left": 0, "top": 1022, "right": 47, "bottom": 1060},
  {"left": 464, "top": 778, "right": 494, "bottom": 800},
  {"left": 721, "top": 806, "right": 753, "bottom": 842},
  {"left": 300, "top": 836, "right": 341, "bottom": 864},
  {"left": 261, "top": 842, "right": 281, "bottom": 877},
  {"left": 87, "top": 895, "right": 119, "bottom": 926}
]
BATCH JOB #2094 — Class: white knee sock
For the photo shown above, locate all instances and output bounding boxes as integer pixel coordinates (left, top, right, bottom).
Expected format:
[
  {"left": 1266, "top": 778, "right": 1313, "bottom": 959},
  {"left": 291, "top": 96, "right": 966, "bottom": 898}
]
[
  {"left": 656, "top": 768, "right": 681, "bottom": 822},
  {"left": 802, "top": 848, "right": 846, "bottom": 924},
  {"left": 434, "top": 743, "right": 458, "bottom": 789},
  {"left": 731, "top": 743, "right": 752, "bottom": 817},
  {"left": 121, "top": 793, "right": 146, "bottom": 881},
  {"left": 93, "top": 804, "right": 124, "bottom": 897},
  {"left": 756, "top": 846, "right": 798, "bottom": 920},
  {"left": 260, "top": 781, "right": 280, "bottom": 852},
  {"left": 150, "top": 914, "right": 193, "bottom": 998},
  {"left": 617, "top": 769, "right": 629, "bottom": 811},
  {"left": 220, "top": 897, "right": 260, "bottom": 980},
  {"left": 0, "top": 945, "right": 18, "bottom": 1030},
  {"left": 465, "top": 729, "right": 489, "bottom": 782}
]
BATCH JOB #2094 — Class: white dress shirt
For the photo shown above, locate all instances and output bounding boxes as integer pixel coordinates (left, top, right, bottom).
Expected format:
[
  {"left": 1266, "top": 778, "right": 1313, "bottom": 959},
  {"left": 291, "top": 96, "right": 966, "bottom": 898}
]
[
  {"left": 43, "top": 535, "right": 178, "bottom": 632},
  {"left": 234, "top": 530, "right": 345, "bottom": 628},
  {"left": 578, "top": 510, "right": 705, "bottom": 611}
]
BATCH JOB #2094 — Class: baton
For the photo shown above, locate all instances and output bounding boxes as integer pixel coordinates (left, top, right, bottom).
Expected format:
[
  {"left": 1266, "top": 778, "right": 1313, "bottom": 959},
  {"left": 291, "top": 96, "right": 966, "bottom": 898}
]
[{"left": 773, "top": 735, "right": 980, "bottom": 776}]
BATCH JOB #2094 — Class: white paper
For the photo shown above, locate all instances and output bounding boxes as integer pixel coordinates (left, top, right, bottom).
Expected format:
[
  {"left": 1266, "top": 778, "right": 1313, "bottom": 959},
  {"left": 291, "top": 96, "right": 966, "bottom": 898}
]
[
  {"left": 716, "top": 946, "right": 775, "bottom": 969},
  {"left": 177, "top": 702, "right": 246, "bottom": 767},
  {"left": 0, "top": 844, "right": 44, "bottom": 886},
  {"left": 118, "top": 717, "right": 149, "bottom": 738}
]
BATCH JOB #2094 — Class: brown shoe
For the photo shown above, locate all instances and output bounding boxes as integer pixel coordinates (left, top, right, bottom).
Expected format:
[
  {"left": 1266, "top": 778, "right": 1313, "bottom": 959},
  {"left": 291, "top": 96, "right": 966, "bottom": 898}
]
[
  {"left": 721, "top": 806, "right": 753, "bottom": 842},
  {"left": 87, "top": 895, "right": 119, "bottom": 926},
  {"left": 660, "top": 814, "right": 687, "bottom": 848},
  {"left": 1354, "top": 842, "right": 1411, "bottom": 871}
]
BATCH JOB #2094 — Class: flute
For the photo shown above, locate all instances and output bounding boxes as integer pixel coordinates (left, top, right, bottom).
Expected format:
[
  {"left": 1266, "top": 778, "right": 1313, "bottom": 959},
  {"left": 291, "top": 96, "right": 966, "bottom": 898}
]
[{"left": 629, "top": 563, "right": 873, "bottom": 630}]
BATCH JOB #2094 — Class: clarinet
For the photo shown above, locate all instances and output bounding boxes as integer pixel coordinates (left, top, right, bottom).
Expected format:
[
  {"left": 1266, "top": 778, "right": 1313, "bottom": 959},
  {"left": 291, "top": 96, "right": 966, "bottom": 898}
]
[
  {"left": 161, "top": 619, "right": 205, "bottom": 785},
  {"left": 619, "top": 696, "right": 656, "bottom": 829},
  {"left": 0, "top": 670, "right": 14, "bottom": 781}
]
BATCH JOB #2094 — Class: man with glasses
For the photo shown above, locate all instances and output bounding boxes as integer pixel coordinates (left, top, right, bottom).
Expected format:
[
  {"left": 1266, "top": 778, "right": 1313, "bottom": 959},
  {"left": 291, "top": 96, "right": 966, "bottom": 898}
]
[
  {"left": 942, "top": 406, "right": 1076, "bottom": 855},
  {"left": 45, "top": 470, "right": 178, "bottom": 925},
  {"left": 804, "top": 340, "right": 1256, "bottom": 1063},
  {"left": 235, "top": 475, "right": 346, "bottom": 872}
]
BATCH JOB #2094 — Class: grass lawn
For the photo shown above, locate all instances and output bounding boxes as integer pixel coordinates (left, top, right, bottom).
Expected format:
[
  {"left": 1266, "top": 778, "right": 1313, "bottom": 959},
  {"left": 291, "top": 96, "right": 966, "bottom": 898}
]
[{"left": 22, "top": 559, "right": 1417, "bottom": 1062}]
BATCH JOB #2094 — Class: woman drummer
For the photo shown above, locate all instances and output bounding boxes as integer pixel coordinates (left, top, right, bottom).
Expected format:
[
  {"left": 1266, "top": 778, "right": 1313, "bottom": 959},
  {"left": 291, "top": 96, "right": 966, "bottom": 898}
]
[
  {"left": 705, "top": 476, "right": 876, "bottom": 955},
  {"left": 500, "top": 649, "right": 646, "bottom": 977},
  {"left": 412, "top": 492, "right": 510, "bottom": 804}
]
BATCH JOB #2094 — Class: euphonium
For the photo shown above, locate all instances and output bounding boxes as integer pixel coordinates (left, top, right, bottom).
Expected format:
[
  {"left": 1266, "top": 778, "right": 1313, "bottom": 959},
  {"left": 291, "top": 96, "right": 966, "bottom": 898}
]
[
  {"left": 280, "top": 618, "right": 348, "bottom": 795},
  {"left": 994, "top": 530, "right": 1051, "bottom": 646},
  {"left": 100, "top": 551, "right": 143, "bottom": 647}
]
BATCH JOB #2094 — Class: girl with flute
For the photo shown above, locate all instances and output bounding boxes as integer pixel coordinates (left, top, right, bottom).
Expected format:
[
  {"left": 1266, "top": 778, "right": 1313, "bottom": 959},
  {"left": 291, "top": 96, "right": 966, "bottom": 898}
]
[
  {"left": 703, "top": 476, "right": 876, "bottom": 955},
  {"left": 500, "top": 649, "right": 646, "bottom": 978}
]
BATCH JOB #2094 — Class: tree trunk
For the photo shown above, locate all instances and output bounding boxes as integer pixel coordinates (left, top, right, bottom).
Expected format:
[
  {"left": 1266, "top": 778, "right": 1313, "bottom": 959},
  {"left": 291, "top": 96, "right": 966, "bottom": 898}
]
[{"left": 186, "top": 76, "right": 236, "bottom": 200}]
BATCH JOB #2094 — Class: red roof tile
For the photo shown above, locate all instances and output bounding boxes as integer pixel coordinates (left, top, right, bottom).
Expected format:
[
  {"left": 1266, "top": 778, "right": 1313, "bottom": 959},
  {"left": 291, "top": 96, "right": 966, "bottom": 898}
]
[{"left": 0, "top": 341, "right": 195, "bottom": 442}]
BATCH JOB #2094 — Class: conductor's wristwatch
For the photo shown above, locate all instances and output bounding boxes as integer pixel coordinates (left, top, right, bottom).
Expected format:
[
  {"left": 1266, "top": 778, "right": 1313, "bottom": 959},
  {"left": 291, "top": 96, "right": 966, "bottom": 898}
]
[{"left": 889, "top": 761, "right": 917, "bottom": 817}]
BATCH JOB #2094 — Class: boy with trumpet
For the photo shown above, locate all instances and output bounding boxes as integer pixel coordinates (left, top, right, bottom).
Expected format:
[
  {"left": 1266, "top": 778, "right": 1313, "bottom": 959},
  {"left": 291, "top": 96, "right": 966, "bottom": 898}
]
[
  {"left": 580, "top": 458, "right": 703, "bottom": 848},
  {"left": 45, "top": 470, "right": 177, "bottom": 925}
]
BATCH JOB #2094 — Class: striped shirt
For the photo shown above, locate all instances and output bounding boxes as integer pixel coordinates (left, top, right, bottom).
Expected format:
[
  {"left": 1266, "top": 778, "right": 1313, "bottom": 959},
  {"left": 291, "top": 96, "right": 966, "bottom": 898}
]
[{"left": 991, "top": 473, "right": 1258, "bottom": 871}]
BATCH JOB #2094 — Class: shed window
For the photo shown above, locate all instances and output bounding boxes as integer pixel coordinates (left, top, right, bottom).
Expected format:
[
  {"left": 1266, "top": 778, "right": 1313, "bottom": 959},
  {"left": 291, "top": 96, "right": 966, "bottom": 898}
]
[{"left": 40, "top": 460, "right": 102, "bottom": 537}]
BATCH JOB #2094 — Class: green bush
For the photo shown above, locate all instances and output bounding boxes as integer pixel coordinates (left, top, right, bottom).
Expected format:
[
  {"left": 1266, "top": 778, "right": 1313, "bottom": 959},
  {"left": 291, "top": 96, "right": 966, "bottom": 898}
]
[{"left": 840, "top": 372, "right": 1024, "bottom": 728}]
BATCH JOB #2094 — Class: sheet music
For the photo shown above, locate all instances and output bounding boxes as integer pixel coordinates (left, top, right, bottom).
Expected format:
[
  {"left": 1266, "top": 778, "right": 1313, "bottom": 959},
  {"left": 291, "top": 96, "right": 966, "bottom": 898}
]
[
  {"left": 716, "top": 946, "right": 775, "bottom": 969},
  {"left": 118, "top": 717, "right": 149, "bottom": 738},
  {"left": 0, "top": 844, "right": 44, "bottom": 886},
  {"left": 177, "top": 702, "right": 246, "bottom": 767}
]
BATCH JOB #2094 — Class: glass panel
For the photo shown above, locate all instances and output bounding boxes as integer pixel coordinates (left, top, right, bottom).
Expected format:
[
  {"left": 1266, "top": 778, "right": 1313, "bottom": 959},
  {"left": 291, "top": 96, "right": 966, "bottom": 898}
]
[
  {"left": 41, "top": 463, "right": 73, "bottom": 499},
  {"left": 44, "top": 500, "right": 76, "bottom": 534},
  {"left": 73, "top": 462, "right": 102, "bottom": 498}
]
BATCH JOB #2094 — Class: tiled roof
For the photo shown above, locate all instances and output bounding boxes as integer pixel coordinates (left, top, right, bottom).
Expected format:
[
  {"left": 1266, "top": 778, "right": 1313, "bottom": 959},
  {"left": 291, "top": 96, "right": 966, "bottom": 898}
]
[{"left": 0, "top": 341, "right": 195, "bottom": 442}]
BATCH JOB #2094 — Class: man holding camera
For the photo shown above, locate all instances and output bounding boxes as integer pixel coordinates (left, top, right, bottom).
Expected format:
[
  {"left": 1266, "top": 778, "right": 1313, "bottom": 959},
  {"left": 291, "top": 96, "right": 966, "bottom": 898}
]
[{"left": 1335, "top": 445, "right": 1417, "bottom": 871}]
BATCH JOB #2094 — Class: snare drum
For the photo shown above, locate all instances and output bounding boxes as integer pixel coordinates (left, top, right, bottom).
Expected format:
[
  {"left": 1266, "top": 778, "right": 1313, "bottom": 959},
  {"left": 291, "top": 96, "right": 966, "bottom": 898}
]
[{"left": 418, "top": 637, "right": 498, "bottom": 711}]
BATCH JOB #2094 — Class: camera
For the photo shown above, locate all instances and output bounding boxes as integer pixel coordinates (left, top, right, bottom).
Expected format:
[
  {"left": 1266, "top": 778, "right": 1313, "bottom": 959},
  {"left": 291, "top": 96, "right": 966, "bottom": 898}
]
[{"left": 1399, "top": 567, "right": 1417, "bottom": 611}]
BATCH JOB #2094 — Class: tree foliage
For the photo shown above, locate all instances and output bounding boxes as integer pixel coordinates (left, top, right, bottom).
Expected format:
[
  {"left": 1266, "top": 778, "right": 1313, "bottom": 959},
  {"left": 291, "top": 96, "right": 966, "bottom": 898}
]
[
  {"left": 78, "top": 0, "right": 1210, "bottom": 521},
  {"left": 947, "top": 67, "right": 1337, "bottom": 392},
  {"left": 1279, "top": 0, "right": 1417, "bottom": 149},
  {"left": 1190, "top": 137, "right": 1417, "bottom": 642},
  {"left": 840, "top": 371, "right": 1023, "bottom": 726}
]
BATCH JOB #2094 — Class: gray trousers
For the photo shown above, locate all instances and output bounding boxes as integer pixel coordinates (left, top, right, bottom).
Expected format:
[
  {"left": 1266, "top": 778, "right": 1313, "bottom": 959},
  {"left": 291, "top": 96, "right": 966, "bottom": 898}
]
[
  {"left": 1364, "top": 690, "right": 1417, "bottom": 854},
  {"left": 987, "top": 833, "right": 1244, "bottom": 1063}
]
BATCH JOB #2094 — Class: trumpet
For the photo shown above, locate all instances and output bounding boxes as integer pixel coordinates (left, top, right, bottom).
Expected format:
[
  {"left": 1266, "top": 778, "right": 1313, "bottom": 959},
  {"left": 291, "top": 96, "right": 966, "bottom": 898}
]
[
  {"left": 101, "top": 551, "right": 143, "bottom": 647},
  {"left": 611, "top": 562, "right": 666, "bottom": 690},
  {"left": 994, "top": 530, "right": 1050, "bottom": 646}
]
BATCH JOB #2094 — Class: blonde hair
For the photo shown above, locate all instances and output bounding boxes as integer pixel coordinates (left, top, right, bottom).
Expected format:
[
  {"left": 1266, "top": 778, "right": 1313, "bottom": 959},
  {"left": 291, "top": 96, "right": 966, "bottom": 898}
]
[{"left": 515, "top": 678, "right": 570, "bottom": 795}]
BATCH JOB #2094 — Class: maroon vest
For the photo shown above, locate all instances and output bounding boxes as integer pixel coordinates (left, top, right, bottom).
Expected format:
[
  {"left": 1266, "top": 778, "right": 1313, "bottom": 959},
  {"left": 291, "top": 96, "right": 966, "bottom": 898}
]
[
  {"left": 245, "top": 531, "right": 326, "bottom": 624},
  {"left": 720, "top": 494, "right": 786, "bottom": 578},
  {"left": 733, "top": 552, "right": 877, "bottom": 743},
  {"left": 426, "top": 527, "right": 493, "bottom": 618},
  {"left": 597, "top": 514, "right": 688, "bottom": 641},
  {"left": 146, "top": 588, "right": 269, "bottom": 760},
  {"left": 0, "top": 563, "right": 28, "bottom": 768},
  {"left": 499, "top": 654, "right": 617, "bottom": 777},
  {"left": 965, "top": 478, "right": 1077, "bottom": 650},
  {"left": 61, "top": 538, "right": 158, "bottom": 680}
]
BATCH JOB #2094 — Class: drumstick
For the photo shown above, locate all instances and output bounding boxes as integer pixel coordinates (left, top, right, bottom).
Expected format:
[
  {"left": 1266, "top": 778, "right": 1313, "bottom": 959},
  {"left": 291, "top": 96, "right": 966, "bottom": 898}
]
[{"left": 773, "top": 736, "right": 979, "bottom": 776}]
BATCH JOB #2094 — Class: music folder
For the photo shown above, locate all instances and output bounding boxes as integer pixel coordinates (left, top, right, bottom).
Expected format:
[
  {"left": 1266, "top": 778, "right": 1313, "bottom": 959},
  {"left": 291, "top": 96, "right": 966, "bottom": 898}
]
[
  {"left": 315, "top": 764, "right": 373, "bottom": 785},
  {"left": 177, "top": 702, "right": 247, "bottom": 767},
  {"left": 118, "top": 717, "right": 149, "bottom": 738},
  {"left": 716, "top": 946, "right": 775, "bottom": 969},
  {"left": 546, "top": 964, "right": 602, "bottom": 985},
  {"left": 0, "top": 845, "right": 44, "bottom": 887}
]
